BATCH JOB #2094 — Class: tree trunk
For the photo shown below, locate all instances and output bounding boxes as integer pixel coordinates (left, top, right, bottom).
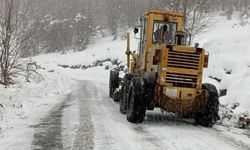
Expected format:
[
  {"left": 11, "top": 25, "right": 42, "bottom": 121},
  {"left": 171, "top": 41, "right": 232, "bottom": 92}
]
[{"left": 3, "top": 70, "right": 10, "bottom": 86}]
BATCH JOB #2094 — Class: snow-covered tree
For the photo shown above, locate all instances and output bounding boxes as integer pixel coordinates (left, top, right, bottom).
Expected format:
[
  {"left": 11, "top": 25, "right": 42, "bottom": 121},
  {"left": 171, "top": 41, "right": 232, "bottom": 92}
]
[
  {"left": 0, "top": 0, "right": 34, "bottom": 85},
  {"left": 105, "top": 0, "right": 122, "bottom": 40}
]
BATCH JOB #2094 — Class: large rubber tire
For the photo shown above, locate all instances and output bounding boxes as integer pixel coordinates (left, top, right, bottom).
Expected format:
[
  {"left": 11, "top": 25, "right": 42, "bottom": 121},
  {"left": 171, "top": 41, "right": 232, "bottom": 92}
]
[
  {"left": 126, "top": 77, "right": 146, "bottom": 123},
  {"left": 113, "top": 89, "right": 120, "bottom": 102},
  {"left": 119, "top": 74, "right": 133, "bottom": 114},
  {"left": 109, "top": 69, "right": 119, "bottom": 98},
  {"left": 195, "top": 83, "right": 220, "bottom": 127}
]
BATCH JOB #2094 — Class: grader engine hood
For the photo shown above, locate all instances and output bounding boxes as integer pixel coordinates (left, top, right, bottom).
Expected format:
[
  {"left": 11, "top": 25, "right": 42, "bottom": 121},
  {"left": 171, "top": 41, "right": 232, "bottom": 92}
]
[
  {"left": 158, "top": 45, "right": 205, "bottom": 92},
  {"left": 155, "top": 45, "right": 207, "bottom": 114}
]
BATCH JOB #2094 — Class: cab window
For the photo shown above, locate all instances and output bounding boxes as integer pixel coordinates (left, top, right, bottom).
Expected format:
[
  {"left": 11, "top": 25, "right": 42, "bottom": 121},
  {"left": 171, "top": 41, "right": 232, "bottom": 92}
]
[
  {"left": 153, "top": 21, "right": 177, "bottom": 45},
  {"left": 139, "top": 19, "right": 147, "bottom": 57}
]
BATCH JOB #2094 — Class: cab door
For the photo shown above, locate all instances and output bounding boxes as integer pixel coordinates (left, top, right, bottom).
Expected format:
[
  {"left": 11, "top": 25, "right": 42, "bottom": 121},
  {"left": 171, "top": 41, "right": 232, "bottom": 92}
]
[{"left": 139, "top": 18, "right": 148, "bottom": 68}]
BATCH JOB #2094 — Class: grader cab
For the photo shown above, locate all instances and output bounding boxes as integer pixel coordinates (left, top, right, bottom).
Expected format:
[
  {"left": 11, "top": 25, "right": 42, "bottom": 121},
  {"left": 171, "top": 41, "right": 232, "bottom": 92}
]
[{"left": 109, "top": 10, "right": 219, "bottom": 127}]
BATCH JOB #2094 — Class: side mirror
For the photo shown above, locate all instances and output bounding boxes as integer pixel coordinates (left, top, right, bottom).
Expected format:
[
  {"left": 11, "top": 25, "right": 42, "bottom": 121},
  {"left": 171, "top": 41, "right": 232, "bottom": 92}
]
[
  {"left": 195, "top": 43, "right": 199, "bottom": 48},
  {"left": 134, "top": 27, "right": 139, "bottom": 34},
  {"left": 184, "top": 28, "right": 192, "bottom": 45}
]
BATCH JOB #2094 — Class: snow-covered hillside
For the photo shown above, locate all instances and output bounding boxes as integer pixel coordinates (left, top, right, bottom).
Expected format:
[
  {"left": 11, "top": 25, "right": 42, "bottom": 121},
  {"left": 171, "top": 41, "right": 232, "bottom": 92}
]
[
  {"left": 0, "top": 67, "right": 72, "bottom": 149},
  {"left": 196, "top": 17, "right": 250, "bottom": 127},
  {"left": 199, "top": 17, "right": 250, "bottom": 110}
]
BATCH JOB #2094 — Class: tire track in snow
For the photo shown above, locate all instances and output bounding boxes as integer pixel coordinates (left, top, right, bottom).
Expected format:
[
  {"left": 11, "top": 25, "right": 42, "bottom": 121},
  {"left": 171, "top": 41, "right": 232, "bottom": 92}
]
[
  {"left": 31, "top": 79, "right": 249, "bottom": 150},
  {"left": 89, "top": 81, "right": 169, "bottom": 150},
  {"left": 132, "top": 125, "right": 170, "bottom": 150},
  {"left": 31, "top": 82, "right": 95, "bottom": 150},
  {"left": 86, "top": 81, "right": 115, "bottom": 150},
  {"left": 72, "top": 82, "right": 94, "bottom": 150},
  {"left": 31, "top": 98, "right": 70, "bottom": 150}
]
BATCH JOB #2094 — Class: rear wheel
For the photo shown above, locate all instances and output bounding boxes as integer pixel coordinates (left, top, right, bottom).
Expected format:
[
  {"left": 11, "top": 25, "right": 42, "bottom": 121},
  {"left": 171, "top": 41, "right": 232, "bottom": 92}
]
[
  {"left": 119, "top": 74, "right": 133, "bottom": 114},
  {"left": 195, "top": 83, "right": 219, "bottom": 127},
  {"left": 113, "top": 89, "right": 120, "bottom": 102},
  {"left": 109, "top": 69, "right": 119, "bottom": 99},
  {"left": 126, "top": 77, "right": 146, "bottom": 123}
]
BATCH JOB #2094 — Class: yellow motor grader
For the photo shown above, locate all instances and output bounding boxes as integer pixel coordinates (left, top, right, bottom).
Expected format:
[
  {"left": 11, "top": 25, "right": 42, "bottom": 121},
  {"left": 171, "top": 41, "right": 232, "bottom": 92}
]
[{"left": 109, "top": 10, "right": 219, "bottom": 127}]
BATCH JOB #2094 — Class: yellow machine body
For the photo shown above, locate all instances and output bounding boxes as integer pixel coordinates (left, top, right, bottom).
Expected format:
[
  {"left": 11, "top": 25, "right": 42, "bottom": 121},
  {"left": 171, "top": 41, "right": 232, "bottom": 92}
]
[{"left": 127, "top": 10, "right": 208, "bottom": 115}]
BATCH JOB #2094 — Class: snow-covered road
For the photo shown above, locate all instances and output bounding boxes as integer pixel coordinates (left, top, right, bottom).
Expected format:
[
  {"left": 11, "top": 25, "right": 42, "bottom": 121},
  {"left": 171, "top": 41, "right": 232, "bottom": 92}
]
[
  {"left": 85, "top": 80, "right": 249, "bottom": 150},
  {"left": 31, "top": 79, "right": 250, "bottom": 150},
  {"left": 30, "top": 80, "right": 94, "bottom": 150}
]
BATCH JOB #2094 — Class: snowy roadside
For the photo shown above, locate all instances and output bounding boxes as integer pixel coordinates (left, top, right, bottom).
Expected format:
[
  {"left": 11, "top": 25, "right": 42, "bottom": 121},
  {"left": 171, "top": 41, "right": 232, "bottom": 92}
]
[
  {"left": 197, "top": 17, "right": 250, "bottom": 129},
  {"left": 0, "top": 64, "right": 72, "bottom": 150}
]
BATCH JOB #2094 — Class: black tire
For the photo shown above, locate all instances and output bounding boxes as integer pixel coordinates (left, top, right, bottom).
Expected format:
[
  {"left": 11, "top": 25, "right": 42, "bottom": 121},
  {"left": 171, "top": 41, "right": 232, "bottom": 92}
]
[
  {"left": 119, "top": 74, "right": 133, "bottom": 114},
  {"left": 109, "top": 69, "right": 119, "bottom": 99},
  {"left": 113, "top": 89, "right": 120, "bottom": 102},
  {"left": 195, "top": 83, "right": 219, "bottom": 127},
  {"left": 126, "top": 77, "right": 146, "bottom": 123}
]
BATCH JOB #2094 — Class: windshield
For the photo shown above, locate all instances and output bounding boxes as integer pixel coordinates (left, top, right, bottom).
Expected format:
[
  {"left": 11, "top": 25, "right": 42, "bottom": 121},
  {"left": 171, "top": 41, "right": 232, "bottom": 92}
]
[{"left": 153, "top": 21, "right": 177, "bottom": 45}]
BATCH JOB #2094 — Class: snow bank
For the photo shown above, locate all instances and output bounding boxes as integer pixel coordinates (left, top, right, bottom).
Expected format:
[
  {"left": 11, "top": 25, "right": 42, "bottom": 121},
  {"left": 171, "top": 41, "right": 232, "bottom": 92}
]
[
  {"left": 0, "top": 63, "right": 72, "bottom": 149},
  {"left": 196, "top": 17, "right": 250, "bottom": 116},
  {"left": 33, "top": 35, "right": 138, "bottom": 67}
]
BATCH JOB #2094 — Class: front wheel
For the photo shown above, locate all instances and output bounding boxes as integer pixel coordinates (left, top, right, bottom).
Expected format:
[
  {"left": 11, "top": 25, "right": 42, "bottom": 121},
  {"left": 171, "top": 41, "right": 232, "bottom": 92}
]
[
  {"left": 195, "top": 83, "right": 219, "bottom": 127},
  {"left": 119, "top": 74, "right": 133, "bottom": 114},
  {"left": 126, "top": 77, "right": 146, "bottom": 123},
  {"left": 109, "top": 69, "right": 119, "bottom": 99}
]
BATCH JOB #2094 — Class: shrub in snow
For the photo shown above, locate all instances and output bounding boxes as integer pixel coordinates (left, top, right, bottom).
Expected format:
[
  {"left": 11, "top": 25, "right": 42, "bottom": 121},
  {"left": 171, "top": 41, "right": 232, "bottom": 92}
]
[
  {"left": 58, "top": 58, "right": 125, "bottom": 72},
  {"left": 231, "top": 102, "right": 240, "bottom": 110},
  {"left": 15, "top": 60, "right": 45, "bottom": 83},
  {"left": 219, "top": 105, "right": 250, "bottom": 129},
  {"left": 58, "top": 65, "right": 69, "bottom": 68},
  {"left": 219, "top": 89, "right": 227, "bottom": 97},
  {"left": 219, "top": 105, "right": 235, "bottom": 126},
  {"left": 238, "top": 111, "right": 250, "bottom": 128},
  {"left": 105, "top": 66, "right": 110, "bottom": 70},
  {"left": 0, "top": 104, "right": 4, "bottom": 121}
]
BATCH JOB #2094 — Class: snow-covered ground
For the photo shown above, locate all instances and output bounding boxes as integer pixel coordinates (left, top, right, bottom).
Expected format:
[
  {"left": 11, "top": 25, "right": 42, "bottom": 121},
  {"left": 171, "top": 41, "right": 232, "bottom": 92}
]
[
  {"left": 0, "top": 66, "right": 72, "bottom": 149},
  {"left": 0, "top": 16, "right": 249, "bottom": 149},
  {"left": 196, "top": 17, "right": 250, "bottom": 127}
]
